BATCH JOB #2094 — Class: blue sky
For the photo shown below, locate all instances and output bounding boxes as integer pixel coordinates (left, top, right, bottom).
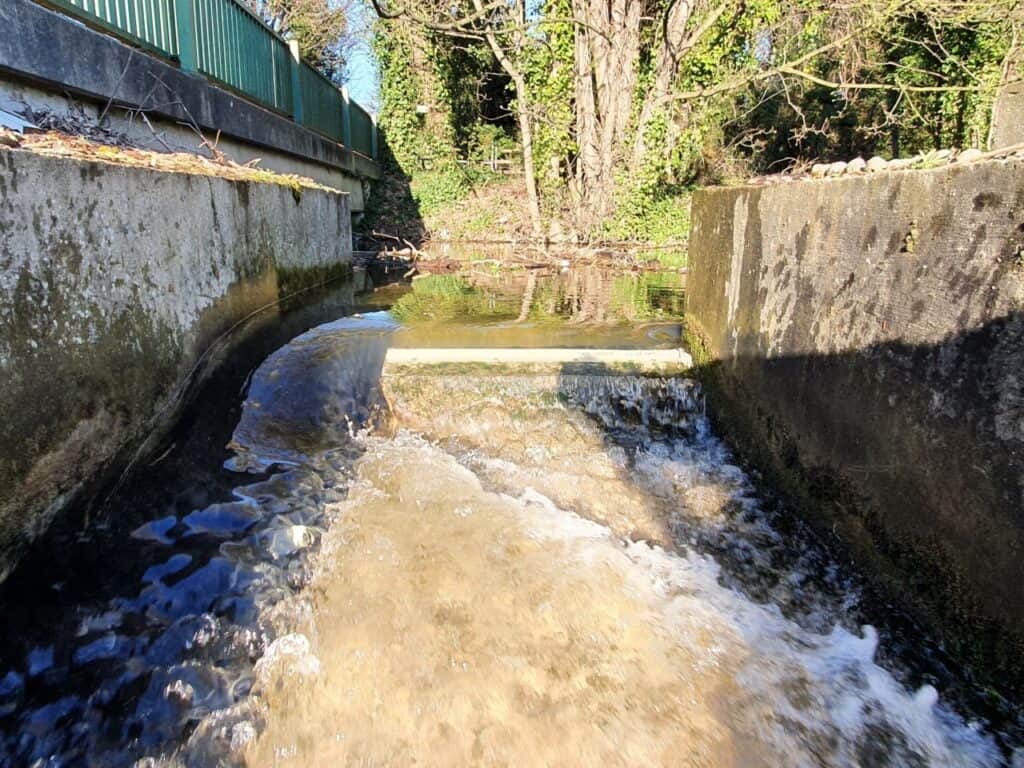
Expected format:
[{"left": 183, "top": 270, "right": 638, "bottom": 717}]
[
  {"left": 345, "top": 1, "right": 380, "bottom": 111},
  {"left": 347, "top": 46, "right": 379, "bottom": 110}
]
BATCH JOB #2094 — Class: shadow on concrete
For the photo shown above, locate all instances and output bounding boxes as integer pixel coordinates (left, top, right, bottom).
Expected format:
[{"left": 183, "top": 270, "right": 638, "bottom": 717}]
[
  {"left": 558, "top": 345, "right": 1024, "bottom": 753},
  {"left": 686, "top": 312, "right": 1024, "bottom": 697},
  {"left": 0, "top": 276, "right": 364, "bottom": 624}
]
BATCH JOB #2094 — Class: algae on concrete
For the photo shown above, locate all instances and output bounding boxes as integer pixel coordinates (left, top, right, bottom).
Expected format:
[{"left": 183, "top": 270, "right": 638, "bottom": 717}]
[
  {"left": 684, "top": 158, "right": 1024, "bottom": 697},
  {"left": 0, "top": 149, "right": 353, "bottom": 582}
]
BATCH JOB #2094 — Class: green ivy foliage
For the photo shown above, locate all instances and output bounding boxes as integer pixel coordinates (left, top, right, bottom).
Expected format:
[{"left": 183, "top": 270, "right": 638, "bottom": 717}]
[
  {"left": 726, "top": 7, "right": 1013, "bottom": 167},
  {"left": 373, "top": 0, "right": 1016, "bottom": 243},
  {"left": 373, "top": 22, "right": 430, "bottom": 173},
  {"left": 372, "top": 19, "right": 518, "bottom": 231},
  {"left": 520, "top": 0, "right": 576, "bottom": 213},
  {"left": 881, "top": 17, "right": 1011, "bottom": 151}
]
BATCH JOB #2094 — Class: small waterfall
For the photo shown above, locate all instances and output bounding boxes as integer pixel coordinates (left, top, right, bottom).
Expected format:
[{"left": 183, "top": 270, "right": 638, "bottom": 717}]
[
  {"left": 556, "top": 374, "right": 703, "bottom": 431},
  {"left": 2, "top": 279, "right": 1019, "bottom": 767}
]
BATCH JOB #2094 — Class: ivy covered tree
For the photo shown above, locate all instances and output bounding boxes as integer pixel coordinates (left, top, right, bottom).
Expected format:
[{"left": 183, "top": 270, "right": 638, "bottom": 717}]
[
  {"left": 722, "top": 2, "right": 1020, "bottom": 170},
  {"left": 367, "top": 16, "right": 517, "bottom": 236},
  {"left": 368, "top": 0, "right": 1022, "bottom": 240}
]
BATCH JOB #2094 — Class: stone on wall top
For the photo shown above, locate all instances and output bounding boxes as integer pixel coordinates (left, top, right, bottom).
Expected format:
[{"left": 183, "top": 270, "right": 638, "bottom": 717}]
[{"left": 742, "top": 143, "right": 1024, "bottom": 188}]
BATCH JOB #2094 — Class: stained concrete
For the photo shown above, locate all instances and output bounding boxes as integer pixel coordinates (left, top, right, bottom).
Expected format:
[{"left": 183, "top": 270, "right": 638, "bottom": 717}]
[
  {"left": 0, "top": 0, "right": 379, "bottom": 209},
  {"left": 991, "top": 61, "right": 1024, "bottom": 150},
  {"left": 686, "top": 158, "right": 1024, "bottom": 695},
  {"left": 0, "top": 147, "right": 352, "bottom": 583}
]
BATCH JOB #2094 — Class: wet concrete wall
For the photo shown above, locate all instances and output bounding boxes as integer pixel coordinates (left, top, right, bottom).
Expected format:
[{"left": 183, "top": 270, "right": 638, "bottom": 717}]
[
  {"left": 686, "top": 158, "right": 1024, "bottom": 695},
  {"left": 0, "top": 148, "right": 352, "bottom": 582}
]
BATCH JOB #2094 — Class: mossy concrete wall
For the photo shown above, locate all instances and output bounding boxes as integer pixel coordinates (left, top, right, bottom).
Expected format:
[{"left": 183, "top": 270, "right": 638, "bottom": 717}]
[
  {"left": 0, "top": 0, "right": 380, "bottom": 210},
  {"left": 686, "top": 159, "right": 1024, "bottom": 695},
  {"left": 0, "top": 148, "right": 351, "bottom": 582}
]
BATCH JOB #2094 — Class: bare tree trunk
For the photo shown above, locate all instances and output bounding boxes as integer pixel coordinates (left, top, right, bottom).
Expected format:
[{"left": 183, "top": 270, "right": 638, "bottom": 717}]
[
  {"left": 571, "top": 0, "right": 601, "bottom": 230},
  {"left": 988, "top": 27, "right": 1020, "bottom": 150},
  {"left": 514, "top": 79, "right": 545, "bottom": 239},
  {"left": 632, "top": 0, "right": 698, "bottom": 167},
  {"left": 572, "top": 0, "right": 641, "bottom": 234},
  {"left": 472, "top": 0, "right": 544, "bottom": 238}
]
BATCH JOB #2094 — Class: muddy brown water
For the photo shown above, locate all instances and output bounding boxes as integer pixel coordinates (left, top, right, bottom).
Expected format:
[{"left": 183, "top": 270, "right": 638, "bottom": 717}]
[{"left": 0, "top": 261, "right": 1020, "bottom": 766}]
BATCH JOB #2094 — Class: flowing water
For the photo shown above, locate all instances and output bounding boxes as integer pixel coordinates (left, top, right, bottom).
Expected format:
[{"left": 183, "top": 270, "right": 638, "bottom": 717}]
[{"left": 0, "top": 262, "right": 1020, "bottom": 767}]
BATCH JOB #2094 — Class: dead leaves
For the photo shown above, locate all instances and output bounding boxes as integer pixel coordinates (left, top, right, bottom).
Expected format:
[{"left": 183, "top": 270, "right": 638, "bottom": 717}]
[{"left": 6, "top": 130, "right": 330, "bottom": 193}]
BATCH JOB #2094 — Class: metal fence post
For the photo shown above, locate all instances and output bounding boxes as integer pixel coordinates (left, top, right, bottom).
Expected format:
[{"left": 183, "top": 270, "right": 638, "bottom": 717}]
[
  {"left": 174, "top": 0, "right": 199, "bottom": 73},
  {"left": 371, "top": 112, "right": 379, "bottom": 160},
  {"left": 288, "top": 40, "right": 304, "bottom": 123},
  {"left": 340, "top": 86, "right": 353, "bottom": 149}
]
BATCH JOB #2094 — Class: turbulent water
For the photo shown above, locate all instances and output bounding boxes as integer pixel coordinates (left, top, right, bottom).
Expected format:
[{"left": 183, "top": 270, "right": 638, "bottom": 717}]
[
  {"left": 0, "top": 265, "right": 1020, "bottom": 766},
  {"left": 0, "top": 291, "right": 396, "bottom": 767},
  {"left": 245, "top": 360, "right": 1010, "bottom": 767}
]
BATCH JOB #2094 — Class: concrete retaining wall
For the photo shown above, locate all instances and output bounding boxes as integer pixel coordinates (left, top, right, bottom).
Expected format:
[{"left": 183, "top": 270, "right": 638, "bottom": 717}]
[
  {"left": 991, "top": 61, "right": 1024, "bottom": 150},
  {"left": 0, "top": 0, "right": 379, "bottom": 210},
  {"left": 0, "top": 148, "right": 352, "bottom": 582},
  {"left": 686, "top": 159, "right": 1024, "bottom": 695}
]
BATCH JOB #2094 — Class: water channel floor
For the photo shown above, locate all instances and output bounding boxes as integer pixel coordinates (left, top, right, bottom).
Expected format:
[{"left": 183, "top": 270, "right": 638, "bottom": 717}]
[
  {"left": 245, "top": 362, "right": 1004, "bottom": 767},
  {"left": 0, "top": 265, "right": 1018, "bottom": 766}
]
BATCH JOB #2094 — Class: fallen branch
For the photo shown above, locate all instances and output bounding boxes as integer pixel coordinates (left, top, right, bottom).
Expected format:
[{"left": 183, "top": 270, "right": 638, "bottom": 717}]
[
  {"left": 137, "top": 111, "right": 174, "bottom": 154},
  {"left": 373, "top": 230, "right": 422, "bottom": 256}
]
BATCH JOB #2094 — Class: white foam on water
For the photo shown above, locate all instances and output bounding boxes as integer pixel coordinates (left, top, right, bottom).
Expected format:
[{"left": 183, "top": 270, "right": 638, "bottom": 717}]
[
  {"left": 516, "top": 478, "right": 1000, "bottom": 766},
  {"left": 250, "top": 430, "right": 1002, "bottom": 767}
]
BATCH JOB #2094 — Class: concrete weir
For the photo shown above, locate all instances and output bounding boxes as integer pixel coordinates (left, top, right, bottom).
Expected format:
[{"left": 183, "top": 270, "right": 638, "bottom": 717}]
[
  {"left": 0, "top": 147, "right": 353, "bottom": 582},
  {"left": 685, "top": 157, "right": 1024, "bottom": 695},
  {"left": 384, "top": 347, "right": 693, "bottom": 371}
]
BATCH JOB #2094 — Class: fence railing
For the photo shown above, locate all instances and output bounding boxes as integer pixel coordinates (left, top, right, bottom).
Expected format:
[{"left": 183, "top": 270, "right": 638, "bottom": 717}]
[
  {"left": 42, "top": 0, "right": 376, "bottom": 159},
  {"left": 350, "top": 101, "right": 376, "bottom": 162},
  {"left": 298, "top": 60, "right": 345, "bottom": 143},
  {"left": 48, "top": 0, "right": 180, "bottom": 55}
]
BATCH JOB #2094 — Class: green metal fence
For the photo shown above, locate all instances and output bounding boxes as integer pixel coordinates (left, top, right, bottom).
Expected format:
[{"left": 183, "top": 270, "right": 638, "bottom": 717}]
[
  {"left": 298, "top": 63, "right": 344, "bottom": 143},
  {"left": 40, "top": 0, "right": 376, "bottom": 159},
  {"left": 191, "top": 0, "right": 293, "bottom": 115},
  {"left": 48, "top": 0, "right": 180, "bottom": 57},
  {"left": 350, "top": 102, "right": 375, "bottom": 160}
]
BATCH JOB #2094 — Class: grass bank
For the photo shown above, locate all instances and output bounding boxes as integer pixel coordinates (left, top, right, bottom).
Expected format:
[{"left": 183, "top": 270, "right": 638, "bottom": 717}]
[{"left": 363, "top": 169, "right": 691, "bottom": 268}]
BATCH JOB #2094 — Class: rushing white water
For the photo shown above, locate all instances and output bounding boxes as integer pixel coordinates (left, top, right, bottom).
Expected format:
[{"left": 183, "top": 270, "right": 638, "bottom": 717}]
[
  {"left": 245, "top": 371, "right": 1006, "bottom": 767},
  {"left": 6, "top": 273, "right": 1016, "bottom": 768}
]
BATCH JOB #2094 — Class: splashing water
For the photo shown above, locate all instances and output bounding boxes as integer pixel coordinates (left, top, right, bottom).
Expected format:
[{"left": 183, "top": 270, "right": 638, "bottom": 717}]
[
  {"left": 247, "top": 371, "right": 1007, "bottom": 767},
  {"left": 0, "top": 312, "right": 397, "bottom": 768},
  {"left": 1, "top": 274, "right": 1018, "bottom": 766}
]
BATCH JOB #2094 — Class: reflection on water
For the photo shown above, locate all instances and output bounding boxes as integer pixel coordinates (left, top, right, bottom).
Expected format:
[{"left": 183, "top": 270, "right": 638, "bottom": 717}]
[
  {"left": 391, "top": 268, "right": 686, "bottom": 349},
  {"left": 0, "top": 262, "right": 1020, "bottom": 767}
]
